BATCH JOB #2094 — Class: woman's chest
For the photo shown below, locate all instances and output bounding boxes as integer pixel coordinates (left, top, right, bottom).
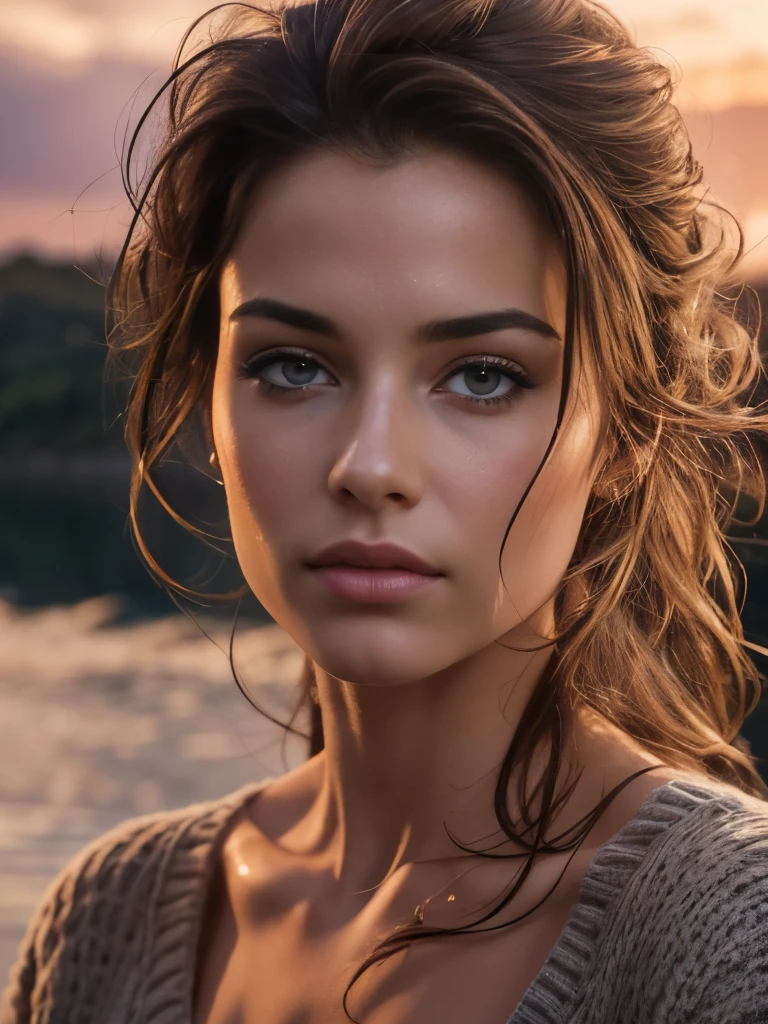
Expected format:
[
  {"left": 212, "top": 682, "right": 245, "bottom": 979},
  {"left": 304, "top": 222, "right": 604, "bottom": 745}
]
[{"left": 192, "top": 870, "right": 583, "bottom": 1024}]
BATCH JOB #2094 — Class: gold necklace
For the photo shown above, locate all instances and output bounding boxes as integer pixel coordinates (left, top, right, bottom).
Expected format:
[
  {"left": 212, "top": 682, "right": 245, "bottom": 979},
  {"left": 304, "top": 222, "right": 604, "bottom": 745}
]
[
  {"left": 351, "top": 856, "right": 484, "bottom": 927},
  {"left": 408, "top": 859, "right": 481, "bottom": 927}
]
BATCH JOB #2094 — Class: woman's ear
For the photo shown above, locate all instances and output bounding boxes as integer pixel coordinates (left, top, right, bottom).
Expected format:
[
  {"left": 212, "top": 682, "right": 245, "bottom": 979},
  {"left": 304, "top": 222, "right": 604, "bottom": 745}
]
[{"left": 200, "top": 399, "right": 222, "bottom": 479}]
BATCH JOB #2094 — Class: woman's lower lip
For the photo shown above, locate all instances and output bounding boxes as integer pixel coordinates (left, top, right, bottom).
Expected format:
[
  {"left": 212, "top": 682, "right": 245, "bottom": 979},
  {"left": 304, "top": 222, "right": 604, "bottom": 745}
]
[{"left": 307, "top": 566, "right": 443, "bottom": 603}]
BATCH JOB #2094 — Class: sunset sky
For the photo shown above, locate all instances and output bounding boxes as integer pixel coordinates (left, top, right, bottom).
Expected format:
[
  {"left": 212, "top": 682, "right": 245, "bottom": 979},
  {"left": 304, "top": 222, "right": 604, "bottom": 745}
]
[{"left": 2, "top": 0, "right": 767, "bottom": 274}]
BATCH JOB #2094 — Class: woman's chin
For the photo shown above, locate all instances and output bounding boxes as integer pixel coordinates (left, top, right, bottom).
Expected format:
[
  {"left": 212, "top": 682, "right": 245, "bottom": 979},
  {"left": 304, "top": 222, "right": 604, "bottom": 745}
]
[
  {"left": 298, "top": 628, "right": 468, "bottom": 690},
  {"left": 310, "top": 651, "right": 444, "bottom": 689},
  {"left": 271, "top": 595, "right": 497, "bottom": 688}
]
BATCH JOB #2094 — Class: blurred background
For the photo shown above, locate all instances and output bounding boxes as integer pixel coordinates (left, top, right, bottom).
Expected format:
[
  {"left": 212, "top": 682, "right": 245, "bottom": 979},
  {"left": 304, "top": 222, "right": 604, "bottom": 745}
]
[{"left": 1, "top": 0, "right": 768, "bottom": 990}]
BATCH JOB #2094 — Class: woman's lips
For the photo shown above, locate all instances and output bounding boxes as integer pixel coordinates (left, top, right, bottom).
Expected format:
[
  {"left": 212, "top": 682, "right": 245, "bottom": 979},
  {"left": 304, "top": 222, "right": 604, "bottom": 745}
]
[
  {"left": 304, "top": 539, "right": 444, "bottom": 601},
  {"left": 307, "top": 566, "right": 443, "bottom": 603}
]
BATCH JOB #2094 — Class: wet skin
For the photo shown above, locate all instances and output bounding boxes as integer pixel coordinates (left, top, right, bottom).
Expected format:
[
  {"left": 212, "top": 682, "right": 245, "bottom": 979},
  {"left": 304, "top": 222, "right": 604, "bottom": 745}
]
[{"left": 195, "top": 148, "right": 695, "bottom": 1023}]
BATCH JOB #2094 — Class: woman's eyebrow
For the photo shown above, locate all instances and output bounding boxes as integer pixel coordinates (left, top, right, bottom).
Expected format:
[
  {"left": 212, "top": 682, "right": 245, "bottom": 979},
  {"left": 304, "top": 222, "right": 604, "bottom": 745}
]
[
  {"left": 418, "top": 309, "right": 561, "bottom": 343},
  {"left": 229, "top": 297, "right": 561, "bottom": 343}
]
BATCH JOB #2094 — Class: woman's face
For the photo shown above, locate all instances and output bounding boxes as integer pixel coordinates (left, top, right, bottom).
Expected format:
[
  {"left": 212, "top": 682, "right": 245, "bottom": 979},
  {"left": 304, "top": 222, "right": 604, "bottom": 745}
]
[{"left": 212, "top": 148, "right": 602, "bottom": 686}]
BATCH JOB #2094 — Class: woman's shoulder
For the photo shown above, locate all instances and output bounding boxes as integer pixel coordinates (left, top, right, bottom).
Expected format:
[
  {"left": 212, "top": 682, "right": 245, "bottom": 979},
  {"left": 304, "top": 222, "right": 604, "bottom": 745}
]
[
  {"left": 0, "top": 780, "right": 269, "bottom": 1024},
  {"left": 560, "top": 774, "right": 768, "bottom": 1023},
  {"left": 620, "top": 773, "right": 768, "bottom": 903},
  {"left": 600, "top": 775, "right": 768, "bottom": 1020},
  {"left": 653, "top": 772, "right": 768, "bottom": 855},
  {"left": 577, "top": 769, "right": 768, "bottom": 942}
]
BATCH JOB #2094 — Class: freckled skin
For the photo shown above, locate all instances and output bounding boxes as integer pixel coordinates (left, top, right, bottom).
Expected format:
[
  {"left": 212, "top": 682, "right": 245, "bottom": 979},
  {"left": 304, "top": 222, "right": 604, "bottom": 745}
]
[{"left": 196, "top": 148, "right": 688, "bottom": 1024}]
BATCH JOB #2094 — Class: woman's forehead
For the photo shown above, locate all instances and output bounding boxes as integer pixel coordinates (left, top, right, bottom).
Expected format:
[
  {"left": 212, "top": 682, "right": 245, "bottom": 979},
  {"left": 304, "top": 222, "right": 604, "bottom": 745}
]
[{"left": 220, "top": 148, "right": 567, "bottom": 337}]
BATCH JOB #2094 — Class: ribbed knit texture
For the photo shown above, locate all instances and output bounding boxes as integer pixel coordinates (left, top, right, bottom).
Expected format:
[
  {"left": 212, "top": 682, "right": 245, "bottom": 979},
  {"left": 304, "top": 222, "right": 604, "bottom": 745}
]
[{"left": 2, "top": 776, "right": 768, "bottom": 1023}]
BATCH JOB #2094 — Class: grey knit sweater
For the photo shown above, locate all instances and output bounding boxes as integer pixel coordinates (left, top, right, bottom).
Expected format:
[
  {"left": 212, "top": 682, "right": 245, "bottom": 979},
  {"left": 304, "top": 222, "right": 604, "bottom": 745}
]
[{"left": 2, "top": 775, "right": 768, "bottom": 1024}]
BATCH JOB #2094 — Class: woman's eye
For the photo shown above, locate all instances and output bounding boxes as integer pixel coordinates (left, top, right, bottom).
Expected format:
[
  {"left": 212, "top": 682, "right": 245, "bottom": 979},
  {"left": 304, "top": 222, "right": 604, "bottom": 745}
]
[
  {"left": 238, "top": 351, "right": 532, "bottom": 405},
  {"left": 239, "top": 352, "right": 334, "bottom": 391},
  {"left": 438, "top": 360, "right": 532, "bottom": 405}
]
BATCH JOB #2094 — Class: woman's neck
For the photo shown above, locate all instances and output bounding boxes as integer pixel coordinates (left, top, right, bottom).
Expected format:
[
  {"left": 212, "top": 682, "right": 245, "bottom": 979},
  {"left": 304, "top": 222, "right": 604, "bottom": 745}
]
[{"left": 276, "top": 631, "right": 614, "bottom": 894}]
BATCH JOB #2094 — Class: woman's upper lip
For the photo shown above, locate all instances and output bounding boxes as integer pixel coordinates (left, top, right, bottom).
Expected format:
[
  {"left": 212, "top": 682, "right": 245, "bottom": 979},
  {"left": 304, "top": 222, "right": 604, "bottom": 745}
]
[{"left": 305, "top": 540, "right": 443, "bottom": 575}]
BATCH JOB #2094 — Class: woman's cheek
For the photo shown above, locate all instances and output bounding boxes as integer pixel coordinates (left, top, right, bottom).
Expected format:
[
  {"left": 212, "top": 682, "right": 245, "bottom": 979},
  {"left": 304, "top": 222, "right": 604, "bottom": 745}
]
[
  {"left": 496, "top": 408, "right": 597, "bottom": 629},
  {"left": 221, "top": 398, "right": 320, "bottom": 527},
  {"left": 213, "top": 402, "right": 310, "bottom": 615}
]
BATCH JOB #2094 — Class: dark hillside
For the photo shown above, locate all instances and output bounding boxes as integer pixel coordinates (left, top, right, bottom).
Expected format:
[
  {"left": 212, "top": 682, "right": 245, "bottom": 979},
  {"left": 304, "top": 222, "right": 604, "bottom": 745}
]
[{"left": 0, "top": 253, "right": 118, "bottom": 454}]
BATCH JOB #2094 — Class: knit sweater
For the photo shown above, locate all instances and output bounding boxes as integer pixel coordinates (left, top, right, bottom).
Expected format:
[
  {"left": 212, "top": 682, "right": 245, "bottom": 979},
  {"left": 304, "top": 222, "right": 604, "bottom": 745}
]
[{"left": 2, "top": 776, "right": 768, "bottom": 1024}]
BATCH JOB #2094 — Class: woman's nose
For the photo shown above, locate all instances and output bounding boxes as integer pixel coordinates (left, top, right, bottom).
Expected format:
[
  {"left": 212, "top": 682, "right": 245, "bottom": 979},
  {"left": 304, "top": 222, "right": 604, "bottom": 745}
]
[{"left": 326, "top": 379, "right": 423, "bottom": 512}]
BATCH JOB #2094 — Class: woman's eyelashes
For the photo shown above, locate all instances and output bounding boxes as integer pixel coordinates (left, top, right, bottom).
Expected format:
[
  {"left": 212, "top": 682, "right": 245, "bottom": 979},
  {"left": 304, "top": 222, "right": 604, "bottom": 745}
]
[
  {"left": 436, "top": 355, "right": 534, "bottom": 406},
  {"left": 236, "top": 347, "right": 534, "bottom": 407},
  {"left": 239, "top": 350, "right": 334, "bottom": 392}
]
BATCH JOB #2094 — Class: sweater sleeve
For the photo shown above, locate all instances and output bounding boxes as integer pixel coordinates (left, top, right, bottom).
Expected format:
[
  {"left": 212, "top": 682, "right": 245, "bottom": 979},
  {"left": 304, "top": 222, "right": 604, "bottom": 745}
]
[
  {"left": 629, "top": 799, "right": 768, "bottom": 1024},
  {"left": 678, "top": 816, "right": 768, "bottom": 1024},
  {"left": 0, "top": 784, "right": 260, "bottom": 1024},
  {"left": 556, "top": 786, "right": 768, "bottom": 1024},
  {"left": 0, "top": 809, "right": 189, "bottom": 1024},
  {"left": 0, "top": 860, "right": 68, "bottom": 1024}
]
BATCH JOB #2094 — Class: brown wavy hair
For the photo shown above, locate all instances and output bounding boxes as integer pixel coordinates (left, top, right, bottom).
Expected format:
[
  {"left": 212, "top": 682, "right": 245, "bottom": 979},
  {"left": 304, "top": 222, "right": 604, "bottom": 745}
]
[{"left": 106, "top": 0, "right": 768, "bottom": 1013}]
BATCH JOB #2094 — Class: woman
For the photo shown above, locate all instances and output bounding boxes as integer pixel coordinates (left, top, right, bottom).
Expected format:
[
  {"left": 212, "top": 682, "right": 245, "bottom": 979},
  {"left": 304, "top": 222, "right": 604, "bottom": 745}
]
[{"left": 3, "top": 0, "right": 768, "bottom": 1021}]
